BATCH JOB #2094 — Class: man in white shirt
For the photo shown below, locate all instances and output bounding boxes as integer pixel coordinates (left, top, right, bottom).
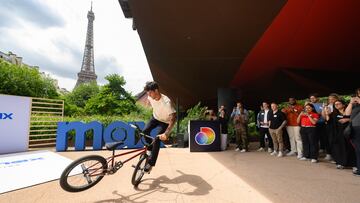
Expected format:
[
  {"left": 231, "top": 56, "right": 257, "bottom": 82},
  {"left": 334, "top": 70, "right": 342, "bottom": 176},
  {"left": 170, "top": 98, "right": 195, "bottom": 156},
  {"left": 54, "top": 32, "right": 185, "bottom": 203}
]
[
  {"left": 143, "top": 81, "right": 176, "bottom": 172},
  {"left": 257, "top": 102, "right": 273, "bottom": 153}
]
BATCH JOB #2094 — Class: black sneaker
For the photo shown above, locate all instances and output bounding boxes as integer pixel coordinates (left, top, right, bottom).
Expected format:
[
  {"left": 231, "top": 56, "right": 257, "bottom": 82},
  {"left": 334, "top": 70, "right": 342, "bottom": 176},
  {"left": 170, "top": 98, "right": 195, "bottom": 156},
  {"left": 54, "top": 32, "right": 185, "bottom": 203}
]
[
  {"left": 144, "top": 163, "right": 152, "bottom": 173},
  {"left": 353, "top": 171, "right": 360, "bottom": 176}
]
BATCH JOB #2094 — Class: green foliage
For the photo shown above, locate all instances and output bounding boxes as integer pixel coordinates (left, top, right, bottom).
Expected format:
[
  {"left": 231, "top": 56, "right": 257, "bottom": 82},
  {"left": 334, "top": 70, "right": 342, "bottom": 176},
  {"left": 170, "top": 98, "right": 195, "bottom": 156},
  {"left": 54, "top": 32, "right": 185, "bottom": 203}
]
[
  {"left": 84, "top": 74, "right": 136, "bottom": 115},
  {"left": 63, "top": 104, "right": 152, "bottom": 140},
  {"left": 0, "top": 59, "right": 58, "bottom": 98},
  {"left": 175, "top": 102, "right": 207, "bottom": 137},
  {"left": 63, "top": 101, "right": 85, "bottom": 117},
  {"left": 65, "top": 82, "right": 99, "bottom": 108}
]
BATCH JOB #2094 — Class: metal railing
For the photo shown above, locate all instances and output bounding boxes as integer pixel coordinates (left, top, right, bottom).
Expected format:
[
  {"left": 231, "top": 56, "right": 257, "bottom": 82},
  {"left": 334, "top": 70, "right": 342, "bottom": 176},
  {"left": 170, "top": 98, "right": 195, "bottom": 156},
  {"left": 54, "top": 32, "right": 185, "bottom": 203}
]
[{"left": 29, "top": 97, "right": 64, "bottom": 148}]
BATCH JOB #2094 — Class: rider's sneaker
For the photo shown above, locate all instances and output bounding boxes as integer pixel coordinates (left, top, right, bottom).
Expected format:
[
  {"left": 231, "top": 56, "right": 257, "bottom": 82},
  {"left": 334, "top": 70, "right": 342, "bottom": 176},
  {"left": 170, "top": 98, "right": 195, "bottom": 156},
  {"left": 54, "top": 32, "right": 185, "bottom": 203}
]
[{"left": 144, "top": 163, "right": 152, "bottom": 173}]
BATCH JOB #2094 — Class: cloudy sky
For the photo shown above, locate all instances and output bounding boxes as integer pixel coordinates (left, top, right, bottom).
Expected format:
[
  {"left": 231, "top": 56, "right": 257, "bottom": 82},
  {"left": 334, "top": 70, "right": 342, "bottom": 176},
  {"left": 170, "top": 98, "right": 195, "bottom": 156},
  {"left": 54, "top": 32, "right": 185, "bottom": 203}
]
[{"left": 0, "top": 0, "right": 152, "bottom": 94}]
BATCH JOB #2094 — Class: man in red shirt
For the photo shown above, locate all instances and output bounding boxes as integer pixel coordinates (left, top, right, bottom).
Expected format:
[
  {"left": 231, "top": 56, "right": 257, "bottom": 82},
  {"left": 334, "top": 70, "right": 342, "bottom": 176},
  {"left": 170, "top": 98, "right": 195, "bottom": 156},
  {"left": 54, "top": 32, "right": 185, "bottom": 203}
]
[{"left": 282, "top": 97, "right": 303, "bottom": 159}]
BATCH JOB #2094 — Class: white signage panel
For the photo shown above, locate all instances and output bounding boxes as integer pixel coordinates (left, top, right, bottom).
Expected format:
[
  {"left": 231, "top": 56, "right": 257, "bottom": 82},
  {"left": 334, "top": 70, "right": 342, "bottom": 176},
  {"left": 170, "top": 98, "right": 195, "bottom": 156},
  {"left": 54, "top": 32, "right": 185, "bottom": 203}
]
[{"left": 0, "top": 94, "right": 31, "bottom": 154}]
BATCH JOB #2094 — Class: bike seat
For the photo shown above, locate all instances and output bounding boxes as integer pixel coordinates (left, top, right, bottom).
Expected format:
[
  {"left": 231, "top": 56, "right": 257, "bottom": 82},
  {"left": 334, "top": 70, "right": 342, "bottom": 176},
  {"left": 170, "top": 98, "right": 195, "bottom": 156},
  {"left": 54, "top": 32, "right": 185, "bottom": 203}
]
[{"left": 105, "top": 141, "right": 124, "bottom": 150}]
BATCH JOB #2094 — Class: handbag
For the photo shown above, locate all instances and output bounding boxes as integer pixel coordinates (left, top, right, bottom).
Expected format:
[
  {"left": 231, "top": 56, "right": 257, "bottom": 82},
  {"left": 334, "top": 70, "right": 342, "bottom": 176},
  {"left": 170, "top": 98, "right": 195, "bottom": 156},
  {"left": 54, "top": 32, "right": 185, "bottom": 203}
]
[
  {"left": 343, "top": 121, "right": 353, "bottom": 139},
  {"left": 344, "top": 108, "right": 360, "bottom": 139}
]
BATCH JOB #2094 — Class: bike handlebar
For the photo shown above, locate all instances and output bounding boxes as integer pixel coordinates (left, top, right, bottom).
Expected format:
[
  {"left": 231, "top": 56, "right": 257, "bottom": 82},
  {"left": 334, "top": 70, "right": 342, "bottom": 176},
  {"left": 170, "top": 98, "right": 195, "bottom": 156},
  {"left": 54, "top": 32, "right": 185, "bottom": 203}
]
[{"left": 129, "top": 124, "right": 156, "bottom": 146}]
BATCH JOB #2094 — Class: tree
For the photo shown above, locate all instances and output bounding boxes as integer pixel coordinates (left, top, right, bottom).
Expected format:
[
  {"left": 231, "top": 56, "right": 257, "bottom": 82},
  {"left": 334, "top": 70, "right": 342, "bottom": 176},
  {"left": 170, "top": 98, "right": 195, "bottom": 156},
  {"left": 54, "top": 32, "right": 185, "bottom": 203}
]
[
  {"left": 0, "top": 59, "right": 58, "bottom": 98},
  {"left": 64, "top": 82, "right": 99, "bottom": 108},
  {"left": 84, "top": 74, "right": 136, "bottom": 115}
]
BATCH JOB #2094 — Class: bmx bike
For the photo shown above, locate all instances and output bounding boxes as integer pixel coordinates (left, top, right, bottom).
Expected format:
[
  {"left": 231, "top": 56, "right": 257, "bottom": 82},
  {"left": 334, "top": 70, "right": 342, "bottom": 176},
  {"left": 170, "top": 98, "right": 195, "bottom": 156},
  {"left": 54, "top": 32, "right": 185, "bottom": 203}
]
[{"left": 59, "top": 124, "right": 155, "bottom": 192}]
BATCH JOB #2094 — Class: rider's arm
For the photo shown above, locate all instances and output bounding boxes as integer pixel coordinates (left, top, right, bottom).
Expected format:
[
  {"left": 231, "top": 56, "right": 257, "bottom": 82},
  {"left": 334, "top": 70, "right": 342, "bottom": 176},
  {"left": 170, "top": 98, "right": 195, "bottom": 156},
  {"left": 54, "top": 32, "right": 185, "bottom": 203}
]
[{"left": 159, "top": 113, "right": 176, "bottom": 140}]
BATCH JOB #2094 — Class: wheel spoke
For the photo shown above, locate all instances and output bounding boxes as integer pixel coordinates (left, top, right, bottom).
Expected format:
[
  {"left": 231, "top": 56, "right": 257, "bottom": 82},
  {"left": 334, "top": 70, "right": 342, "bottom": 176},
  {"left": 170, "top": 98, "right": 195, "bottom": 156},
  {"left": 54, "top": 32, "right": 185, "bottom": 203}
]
[
  {"left": 81, "top": 164, "right": 93, "bottom": 184},
  {"left": 60, "top": 155, "right": 108, "bottom": 192}
]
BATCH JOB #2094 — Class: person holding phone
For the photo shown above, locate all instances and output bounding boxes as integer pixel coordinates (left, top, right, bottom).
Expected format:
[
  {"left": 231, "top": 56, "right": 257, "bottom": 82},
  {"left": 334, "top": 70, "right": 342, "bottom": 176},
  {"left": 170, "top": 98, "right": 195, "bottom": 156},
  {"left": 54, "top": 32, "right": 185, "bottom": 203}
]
[
  {"left": 345, "top": 88, "right": 360, "bottom": 176},
  {"left": 282, "top": 97, "right": 303, "bottom": 158},
  {"left": 297, "top": 103, "right": 320, "bottom": 163},
  {"left": 321, "top": 93, "right": 340, "bottom": 162},
  {"left": 231, "top": 102, "right": 249, "bottom": 152}
]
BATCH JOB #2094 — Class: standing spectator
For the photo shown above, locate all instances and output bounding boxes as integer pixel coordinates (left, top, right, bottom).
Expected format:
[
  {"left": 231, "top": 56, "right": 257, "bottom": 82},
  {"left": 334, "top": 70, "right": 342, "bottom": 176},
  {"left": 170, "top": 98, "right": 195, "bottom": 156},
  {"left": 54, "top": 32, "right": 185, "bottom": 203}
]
[
  {"left": 309, "top": 93, "right": 326, "bottom": 155},
  {"left": 257, "top": 102, "right": 274, "bottom": 152},
  {"left": 345, "top": 88, "right": 360, "bottom": 176},
  {"left": 231, "top": 102, "right": 249, "bottom": 152},
  {"left": 231, "top": 102, "right": 249, "bottom": 119},
  {"left": 325, "top": 100, "right": 356, "bottom": 169},
  {"left": 205, "top": 109, "right": 217, "bottom": 121},
  {"left": 297, "top": 103, "right": 320, "bottom": 163},
  {"left": 256, "top": 105, "right": 263, "bottom": 130},
  {"left": 282, "top": 97, "right": 303, "bottom": 158},
  {"left": 218, "top": 105, "right": 228, "bottom": 150},
  {"left": 268, "top": 102, "right": 287, "bottom": 157},
  {"left": 321, "top": 93, "right": 340, "bottom": 161}
]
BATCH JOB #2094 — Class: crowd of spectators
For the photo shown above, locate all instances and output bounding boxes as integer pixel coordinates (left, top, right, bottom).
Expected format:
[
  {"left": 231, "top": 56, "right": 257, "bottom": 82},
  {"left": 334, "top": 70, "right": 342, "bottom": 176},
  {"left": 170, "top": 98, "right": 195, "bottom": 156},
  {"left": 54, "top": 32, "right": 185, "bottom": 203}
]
[{"left": 208, "top": 88, "right": 360, "bottom": 176}]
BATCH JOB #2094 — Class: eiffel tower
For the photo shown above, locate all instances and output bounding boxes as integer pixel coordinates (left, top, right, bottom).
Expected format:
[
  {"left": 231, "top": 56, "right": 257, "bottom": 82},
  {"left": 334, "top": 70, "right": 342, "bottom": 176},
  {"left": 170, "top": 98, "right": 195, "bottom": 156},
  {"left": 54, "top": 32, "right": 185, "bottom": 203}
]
[{"left": 75, "top": 2, "right": 97, "bottom": 87}]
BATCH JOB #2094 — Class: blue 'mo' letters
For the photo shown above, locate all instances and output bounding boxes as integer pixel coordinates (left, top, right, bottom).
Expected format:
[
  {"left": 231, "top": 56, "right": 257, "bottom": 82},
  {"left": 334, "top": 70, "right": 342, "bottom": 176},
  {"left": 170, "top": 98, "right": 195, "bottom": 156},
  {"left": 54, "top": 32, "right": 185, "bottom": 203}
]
[{"left": 56, "top": 121, "right": 162, "bottom": 151}]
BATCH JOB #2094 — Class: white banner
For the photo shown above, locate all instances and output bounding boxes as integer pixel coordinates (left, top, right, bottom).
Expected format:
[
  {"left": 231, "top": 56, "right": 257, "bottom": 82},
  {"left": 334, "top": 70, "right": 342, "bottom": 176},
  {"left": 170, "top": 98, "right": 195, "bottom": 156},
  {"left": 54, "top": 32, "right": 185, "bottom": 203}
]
[{"left": 0, "top": 94, "right": 31, "bottom": 154}]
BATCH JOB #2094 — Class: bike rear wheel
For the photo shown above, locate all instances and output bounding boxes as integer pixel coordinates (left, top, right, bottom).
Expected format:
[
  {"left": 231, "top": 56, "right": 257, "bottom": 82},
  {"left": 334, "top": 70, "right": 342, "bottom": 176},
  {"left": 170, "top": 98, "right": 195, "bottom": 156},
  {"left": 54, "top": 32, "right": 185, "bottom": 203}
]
[
  {"left": 60, "top": 155, "right": 108, "bottom": 192},
  {"left": 131, "top": 154, "right": 148, "bottom": 187}
]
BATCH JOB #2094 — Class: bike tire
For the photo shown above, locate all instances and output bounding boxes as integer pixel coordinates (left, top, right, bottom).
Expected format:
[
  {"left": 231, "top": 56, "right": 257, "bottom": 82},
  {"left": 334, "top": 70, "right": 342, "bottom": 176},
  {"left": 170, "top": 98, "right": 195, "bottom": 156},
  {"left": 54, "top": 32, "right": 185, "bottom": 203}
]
[
  {"left": 131, "top": 154, "right": 148, "bottom": 187},
  {"left": 60, "top": 155, "right": 108, "bottom": 192}
]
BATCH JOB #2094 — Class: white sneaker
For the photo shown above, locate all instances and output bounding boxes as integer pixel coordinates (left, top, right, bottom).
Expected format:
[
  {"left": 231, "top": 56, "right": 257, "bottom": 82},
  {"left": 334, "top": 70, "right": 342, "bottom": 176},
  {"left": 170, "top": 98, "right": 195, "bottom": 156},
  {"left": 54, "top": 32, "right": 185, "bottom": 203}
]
[
  {"left": 324, "top": 154, "right": 332, "bottom": 161},
  {"left": 270, "top": 151, "right": 277, "bottom": 156},
  {"left": 257, "top": 147, "right": 264, "bottom": 152},
  {"left": 297, "top": 155, "right": 303, "bottom": 159},
  {"left": 286, "top": 152, "right": 296, "bottom": 156},
  {"left": 352, "top": 167, "right": 358, "bottom": 173},
  {"left": 268, "top": 148, "right": 273, "bottom": 153},
  {"left": 240, "top": 149, "right": 247, "bottom": 153},
  {"left": 299, "top": 157, "right": 309, "bottom": 161},
  {"left": 336, "top": 165, "right": 344, "bottom": 169},
  {"left": 311, "top": 159, "right": 318, "bottom": 163},
  {"left": 277, "top": 152, "right": 283, "bottom": 157},
  {"left": 235, "top": 148, "right": 240, "bottom": 151}
]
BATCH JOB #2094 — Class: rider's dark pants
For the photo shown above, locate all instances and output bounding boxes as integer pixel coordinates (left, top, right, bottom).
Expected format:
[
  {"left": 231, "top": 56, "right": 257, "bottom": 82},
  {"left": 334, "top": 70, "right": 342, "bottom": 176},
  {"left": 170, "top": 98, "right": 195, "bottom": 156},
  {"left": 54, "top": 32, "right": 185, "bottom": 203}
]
[{"left": 142, "top": 116, "right": 168, "bottom": 166}]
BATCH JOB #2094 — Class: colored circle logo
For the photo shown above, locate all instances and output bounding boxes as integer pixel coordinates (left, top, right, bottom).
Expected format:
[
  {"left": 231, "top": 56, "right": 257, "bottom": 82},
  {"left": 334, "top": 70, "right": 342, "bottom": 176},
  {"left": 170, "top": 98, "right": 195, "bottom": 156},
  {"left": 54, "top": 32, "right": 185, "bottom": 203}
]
[{"left": 195, "top": 127, "right": 215, "bottom": 145}]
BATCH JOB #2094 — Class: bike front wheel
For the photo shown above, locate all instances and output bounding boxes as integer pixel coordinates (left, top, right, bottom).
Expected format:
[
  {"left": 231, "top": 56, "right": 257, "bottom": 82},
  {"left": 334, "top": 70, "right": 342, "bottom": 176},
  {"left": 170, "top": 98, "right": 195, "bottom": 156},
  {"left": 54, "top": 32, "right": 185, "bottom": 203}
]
[
  {"left": 60, "top": 155, "right": 108, "bottom": 192},
  {"left": 131, "top": 154, "right": 148, "bottom": 187}
]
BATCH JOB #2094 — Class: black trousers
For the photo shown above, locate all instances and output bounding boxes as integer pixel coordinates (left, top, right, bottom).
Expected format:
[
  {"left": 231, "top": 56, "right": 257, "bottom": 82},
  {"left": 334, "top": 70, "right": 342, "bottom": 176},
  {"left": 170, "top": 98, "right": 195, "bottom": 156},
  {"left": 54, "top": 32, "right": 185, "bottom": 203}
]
[
  {"left": 317, "top": 122, "right": 330, "bottom": 153},
  {"left": 353, "top": 126, "right": 360, "bottom": 170},
  {"left": 300, "top": 127, "right": 319, "bottom": 159},
  {"left": 142, "top": 116, "right": 168, "bottom": 166},
  {"left": 259, "top": 127, "right": 273, "bottom": 149}
]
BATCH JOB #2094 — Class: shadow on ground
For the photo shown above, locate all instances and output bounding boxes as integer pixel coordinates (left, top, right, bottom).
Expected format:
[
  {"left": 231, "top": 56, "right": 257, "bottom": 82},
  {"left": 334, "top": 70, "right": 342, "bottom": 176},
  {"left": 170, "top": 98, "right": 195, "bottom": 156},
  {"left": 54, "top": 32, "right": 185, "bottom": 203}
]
[{"left": 94, "top": 170, "right": 212, "bottom": 203}]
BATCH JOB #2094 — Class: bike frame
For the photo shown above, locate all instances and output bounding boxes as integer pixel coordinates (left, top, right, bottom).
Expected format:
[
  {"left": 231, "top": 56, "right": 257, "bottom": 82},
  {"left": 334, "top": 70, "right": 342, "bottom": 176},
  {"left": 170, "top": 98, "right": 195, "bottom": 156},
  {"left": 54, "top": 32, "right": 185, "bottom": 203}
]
[
  {"left": 85, "top": 146, "right": 148, "bottom": 177},
  {"left": 86, "top": 131, "right": 155, "bottom": 177},
  {"left": 107, "top": 146, "right": 147, "bottom": 168}
]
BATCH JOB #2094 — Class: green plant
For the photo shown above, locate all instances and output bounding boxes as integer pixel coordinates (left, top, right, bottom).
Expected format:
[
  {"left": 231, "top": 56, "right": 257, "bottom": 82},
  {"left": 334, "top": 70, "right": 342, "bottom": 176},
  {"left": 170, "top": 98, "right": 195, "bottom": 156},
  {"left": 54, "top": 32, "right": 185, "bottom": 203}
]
[
  {"left": 0, "top": 58, "right": 58, "bottom": 98},
  {"left": 62, "top": 104, "right": 152, "bottom": 140},
  {"left": 172, "top": 102, "right": 207, "bottom": 138},
  {"left": 84, "top": 74, "right": 136, "bottom": 115}
]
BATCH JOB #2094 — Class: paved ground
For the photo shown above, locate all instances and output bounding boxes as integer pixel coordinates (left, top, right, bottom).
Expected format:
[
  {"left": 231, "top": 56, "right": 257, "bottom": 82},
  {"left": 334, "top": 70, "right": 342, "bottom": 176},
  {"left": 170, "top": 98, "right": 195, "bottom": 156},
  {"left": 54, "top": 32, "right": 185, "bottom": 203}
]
[{"left": 1, "top": 144, "right": 360, "bottom": 203}]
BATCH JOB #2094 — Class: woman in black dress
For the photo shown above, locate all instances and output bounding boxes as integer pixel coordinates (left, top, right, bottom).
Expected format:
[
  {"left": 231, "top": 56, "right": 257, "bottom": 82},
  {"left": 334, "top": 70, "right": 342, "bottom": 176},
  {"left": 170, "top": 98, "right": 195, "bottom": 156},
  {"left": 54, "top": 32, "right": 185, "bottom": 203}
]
[{"left": 325, "top": 100, "right": 356, "bottom": 169}]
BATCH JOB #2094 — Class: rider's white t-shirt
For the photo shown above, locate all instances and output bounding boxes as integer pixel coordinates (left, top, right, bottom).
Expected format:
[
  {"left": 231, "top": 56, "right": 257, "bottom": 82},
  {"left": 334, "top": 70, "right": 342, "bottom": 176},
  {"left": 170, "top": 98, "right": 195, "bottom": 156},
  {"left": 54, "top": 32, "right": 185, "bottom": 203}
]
[{"left": 148, "top": 94, "right": 176, "bottom": 124}]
